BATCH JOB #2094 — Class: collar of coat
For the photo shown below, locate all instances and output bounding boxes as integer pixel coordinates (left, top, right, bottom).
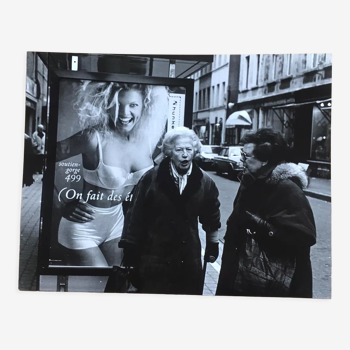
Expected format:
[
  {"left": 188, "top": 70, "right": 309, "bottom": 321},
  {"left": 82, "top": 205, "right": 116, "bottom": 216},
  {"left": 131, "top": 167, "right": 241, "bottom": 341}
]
[
  {"left": 266, "top": 162, "right": 309, "bottom": 189},
  {"left": 240, "top": 162, "right": 308, "bottom": 190},
  {"left": 157, "top": 157, "right": 203, "bottom": 202}
]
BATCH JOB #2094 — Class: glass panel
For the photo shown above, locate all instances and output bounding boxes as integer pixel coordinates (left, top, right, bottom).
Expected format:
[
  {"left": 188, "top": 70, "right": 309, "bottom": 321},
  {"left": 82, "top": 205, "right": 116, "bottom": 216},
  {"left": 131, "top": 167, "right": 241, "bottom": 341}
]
[
  {"left": 310, "top": 106, "right": 331, "bottom": 161},
  {"left": 287, "top": 54, "right": 292, "bottom": 75},
  {"left": 230, "top": 147, "right": 241, "bottom": 157},
  {"left": 318, "top": 54, "right": 327, "bottom": 65},
  {"left": 302, "top": 54, "right": 308, "bottom": 70}
]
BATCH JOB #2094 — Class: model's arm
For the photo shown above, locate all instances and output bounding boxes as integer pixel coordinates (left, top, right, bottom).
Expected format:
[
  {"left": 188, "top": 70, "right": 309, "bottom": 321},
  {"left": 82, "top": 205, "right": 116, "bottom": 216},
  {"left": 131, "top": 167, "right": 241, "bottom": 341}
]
[
  {"left": 56, "top": 130, "right": 93, "bottom": 162},
  {"left": 55, "top": 130, "right": 97, "bottom": 223}
]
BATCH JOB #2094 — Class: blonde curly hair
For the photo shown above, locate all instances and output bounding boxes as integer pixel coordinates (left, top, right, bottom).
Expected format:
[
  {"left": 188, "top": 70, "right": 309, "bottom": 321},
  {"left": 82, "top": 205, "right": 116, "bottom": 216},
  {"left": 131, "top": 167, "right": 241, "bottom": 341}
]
[{"left": 74, "top": 81, "right": 169, "bottom": 147}]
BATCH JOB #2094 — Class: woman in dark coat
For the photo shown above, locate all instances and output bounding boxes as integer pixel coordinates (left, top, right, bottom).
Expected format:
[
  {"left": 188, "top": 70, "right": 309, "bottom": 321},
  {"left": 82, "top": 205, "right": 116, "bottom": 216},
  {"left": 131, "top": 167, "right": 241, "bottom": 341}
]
[
  {"left": 23, "top": 133, "right": 35, "bottom": 187},
  {"left": 120, "top": 127, "right": 221, "bottom": 295},
  {"left": 216, "top": 128, "right": 316, "bottom": 298}
]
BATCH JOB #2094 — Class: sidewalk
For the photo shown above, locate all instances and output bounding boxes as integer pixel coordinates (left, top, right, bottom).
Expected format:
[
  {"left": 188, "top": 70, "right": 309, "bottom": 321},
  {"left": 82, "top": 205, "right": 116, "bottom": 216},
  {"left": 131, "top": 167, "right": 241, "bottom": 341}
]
[
  {"left": 304, "top": 177, "right": 331, "bottom": 202},
  {"left": 199, "top": 227, "right": 222, "bottom": 296},
  {"left": 18, "top": 175, "right": 222, "bottom": 294},
  {"left": 19, "top": 174, "right": 43, "bottom": 291}
]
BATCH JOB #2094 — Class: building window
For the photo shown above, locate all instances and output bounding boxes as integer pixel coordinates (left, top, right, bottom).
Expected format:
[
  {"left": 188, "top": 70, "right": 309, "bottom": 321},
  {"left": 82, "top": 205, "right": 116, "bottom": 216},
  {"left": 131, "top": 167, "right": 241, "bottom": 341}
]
[
  {"left": 225, "top": 128, "right": 236, "bottom": 146},
  {"left": 287, "top": 54, "right": 292, "bottom": 76},
  {"left": 195, "top": 92, "right": 198, "bottom": 111},
  {"left": 311, "top": 105, "right": 331, "bottom": 162},
  {"left": 272, "top": 54, "right": 277, "bottom": 80},
  {"left": 213, "top": 86, "right": 216, "bottom": 107},
  {"left": 302, "top": 54, "right": 308, "bottom": 70},
  {"left": 207, "top": 87, "right": 211, "bottom": 109},
  {"left": 275, "top": 55, "right": 284, "bottom": 79},
  {"left": 211, "top": 86, "right": 215, "bottom": 108},
  {"left": 318, "top": 54, "right": 327, "bottom": 66},
  {"left": 198, "top": 90, "right": 202, "bottom": 110},
  {"left": 222, "top": 82, "right": 226, "bottom": 105},
  {"left": 245, "top": 55, "right": 250, "bottom": 89},
  {"left": 217, "top": 55, "right": 221, "bottom": 66},
  {"left": 256, "top": 54, "right": 260, "bottom": 86},
  {"left": 203, "top": 89, "right": 206, "bottom": 109},
  {"left": 312, "top": 54, "right": 318, "bottom": 68},
  {"left": 263, "top": 55, "right": 270, "bottom": 82},
  {"left": 216, "top": 84, "right": 220, "bottom": 106}
]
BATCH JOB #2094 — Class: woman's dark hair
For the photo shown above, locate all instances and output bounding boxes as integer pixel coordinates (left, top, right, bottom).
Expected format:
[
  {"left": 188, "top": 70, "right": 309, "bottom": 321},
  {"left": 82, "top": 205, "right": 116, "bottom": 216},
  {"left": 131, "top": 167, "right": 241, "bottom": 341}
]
[{"left": 241, "top": 128, "right": 288, "bottom": 165}]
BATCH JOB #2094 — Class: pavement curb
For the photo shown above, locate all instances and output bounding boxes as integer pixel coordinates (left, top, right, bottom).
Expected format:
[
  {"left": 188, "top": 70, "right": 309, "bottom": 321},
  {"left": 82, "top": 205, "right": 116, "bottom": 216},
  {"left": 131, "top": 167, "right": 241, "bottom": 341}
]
[{"left": 304, "top": 190, "right": 331, "bottom": 203}]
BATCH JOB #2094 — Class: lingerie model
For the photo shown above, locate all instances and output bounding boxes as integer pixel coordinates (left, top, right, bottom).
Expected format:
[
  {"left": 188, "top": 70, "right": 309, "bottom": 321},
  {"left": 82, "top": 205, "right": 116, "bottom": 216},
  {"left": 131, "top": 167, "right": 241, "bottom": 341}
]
[{"left": 58, "top": 132, "right": 153, "bottom": 251}]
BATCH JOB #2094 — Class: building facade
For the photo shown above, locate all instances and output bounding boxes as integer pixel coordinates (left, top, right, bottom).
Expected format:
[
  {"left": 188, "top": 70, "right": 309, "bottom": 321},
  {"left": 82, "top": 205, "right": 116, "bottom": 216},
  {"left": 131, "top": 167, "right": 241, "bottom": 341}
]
[
  {"left": 190, "top": 55, "right": 241, "bottom": 146},
  {"left": 25, "top": 52, "right": 48, "bottom": 136},
  {"left": 233, "top": 54, "right": 331, "bottom": 178}
]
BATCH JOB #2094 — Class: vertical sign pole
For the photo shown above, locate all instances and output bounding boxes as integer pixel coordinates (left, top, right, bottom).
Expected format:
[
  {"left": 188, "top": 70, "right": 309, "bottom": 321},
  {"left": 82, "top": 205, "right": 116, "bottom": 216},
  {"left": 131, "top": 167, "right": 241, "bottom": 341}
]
[{"left": 169, "top": 59, "right": 176, "bottom": 78}]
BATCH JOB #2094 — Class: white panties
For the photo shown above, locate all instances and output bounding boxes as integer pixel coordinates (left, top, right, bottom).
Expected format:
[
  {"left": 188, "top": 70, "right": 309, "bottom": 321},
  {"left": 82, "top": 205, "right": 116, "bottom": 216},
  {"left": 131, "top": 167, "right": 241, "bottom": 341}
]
[{"left": 58, "top": 203, "right": 124, "bottom": 250}]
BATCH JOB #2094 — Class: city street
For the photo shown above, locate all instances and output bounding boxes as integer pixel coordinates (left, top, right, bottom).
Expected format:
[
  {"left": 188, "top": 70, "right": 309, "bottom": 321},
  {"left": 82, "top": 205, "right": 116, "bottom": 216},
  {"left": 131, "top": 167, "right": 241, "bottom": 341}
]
[
  {"left": 19, "top": 170, "right": 331, "bottom": 298},
  {"left": 206, "top": 169, "right": 332, "bottom": 299}
]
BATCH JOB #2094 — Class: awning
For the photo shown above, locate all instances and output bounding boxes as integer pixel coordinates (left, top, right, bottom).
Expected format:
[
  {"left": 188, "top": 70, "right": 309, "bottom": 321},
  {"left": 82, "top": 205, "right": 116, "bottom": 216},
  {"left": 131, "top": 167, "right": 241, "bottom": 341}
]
[{"left": 226, "top": 110, "right": 252, "bottom": 127}]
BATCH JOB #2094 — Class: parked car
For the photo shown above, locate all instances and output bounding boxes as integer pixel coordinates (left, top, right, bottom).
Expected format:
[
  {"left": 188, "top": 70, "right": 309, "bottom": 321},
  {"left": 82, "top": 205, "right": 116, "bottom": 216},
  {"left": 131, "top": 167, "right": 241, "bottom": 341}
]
[
  {"left": 213, "top": 146, "right": 244, "bottom": 179},
  {"left": 194, "top": 145, "right": 223, "bottom": 170}
]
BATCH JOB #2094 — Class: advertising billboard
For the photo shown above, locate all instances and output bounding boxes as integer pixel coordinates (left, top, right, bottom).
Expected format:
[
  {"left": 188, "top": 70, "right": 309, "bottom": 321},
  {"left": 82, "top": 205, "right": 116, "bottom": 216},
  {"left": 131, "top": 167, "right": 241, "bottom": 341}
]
[{"left": 38, "top": 70, "right": 194, "bottom": 275}]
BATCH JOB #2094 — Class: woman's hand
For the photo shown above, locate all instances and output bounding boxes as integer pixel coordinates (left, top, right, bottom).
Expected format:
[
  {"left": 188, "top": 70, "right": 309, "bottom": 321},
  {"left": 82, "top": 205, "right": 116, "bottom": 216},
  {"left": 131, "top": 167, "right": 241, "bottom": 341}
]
[
  {"left": 204, "top": 242, "right": 219, "bottom": 263},
  {"left": 121, "top": 243, "right": 141, "bottom": 268},
  {"left": 62, "top": 200, "right": 95, "bottom": 223},
  {"left": 245, "top": 211, "right": 274, "bottom": 236}
]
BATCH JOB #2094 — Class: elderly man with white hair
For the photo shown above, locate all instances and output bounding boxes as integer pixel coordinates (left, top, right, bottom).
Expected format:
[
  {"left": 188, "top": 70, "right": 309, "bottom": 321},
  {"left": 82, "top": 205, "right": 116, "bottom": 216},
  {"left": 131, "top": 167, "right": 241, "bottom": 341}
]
[
  {"left": 120, "top": 126, "right": 221, "bottom": 295},
  {"left": 32, "top": 124, "right": 45, "bottom": 174}
]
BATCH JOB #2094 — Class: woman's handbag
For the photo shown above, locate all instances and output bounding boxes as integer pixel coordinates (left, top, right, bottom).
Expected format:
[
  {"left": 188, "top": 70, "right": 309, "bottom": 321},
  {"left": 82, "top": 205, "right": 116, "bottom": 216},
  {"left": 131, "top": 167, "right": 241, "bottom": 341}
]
[{"left": 233, "top": 236, "right": 296, "bottom": 297}]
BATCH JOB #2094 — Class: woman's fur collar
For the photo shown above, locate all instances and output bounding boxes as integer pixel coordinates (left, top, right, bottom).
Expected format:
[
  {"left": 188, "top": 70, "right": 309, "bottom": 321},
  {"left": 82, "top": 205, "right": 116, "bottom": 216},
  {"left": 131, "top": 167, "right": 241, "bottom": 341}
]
[{"left": 267, "top": 162, "right": 309, "bottom": 189}]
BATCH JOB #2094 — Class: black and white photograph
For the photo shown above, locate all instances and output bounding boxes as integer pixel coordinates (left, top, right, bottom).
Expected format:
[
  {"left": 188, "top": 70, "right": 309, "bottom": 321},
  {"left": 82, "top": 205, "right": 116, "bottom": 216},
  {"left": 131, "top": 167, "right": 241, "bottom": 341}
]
[
  {"left": 19, "top": 53, "right": 331, "bottom": 298},
  {"left": 4, "top": 2, "right": 349, "bottom": 348}
]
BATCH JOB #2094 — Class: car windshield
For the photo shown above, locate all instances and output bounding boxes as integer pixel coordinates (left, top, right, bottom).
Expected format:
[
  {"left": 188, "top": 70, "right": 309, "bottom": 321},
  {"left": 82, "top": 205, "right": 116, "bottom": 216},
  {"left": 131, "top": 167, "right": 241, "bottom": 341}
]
[
  {"left": 229, "top": 147, "right": 241, "bottom": 157},
  {"left": 202, "top": 146, "right": 222, "bottom": 154}
]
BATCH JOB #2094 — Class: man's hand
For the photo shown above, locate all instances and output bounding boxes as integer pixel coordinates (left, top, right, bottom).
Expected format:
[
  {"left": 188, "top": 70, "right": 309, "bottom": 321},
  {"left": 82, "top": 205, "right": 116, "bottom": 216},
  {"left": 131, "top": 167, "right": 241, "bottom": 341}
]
[
  {"left": 62, "top": 200, "right": 95, "bottom": 223},
  {"left": 204, "top": 242, "right": 219, "bottom": 263}
]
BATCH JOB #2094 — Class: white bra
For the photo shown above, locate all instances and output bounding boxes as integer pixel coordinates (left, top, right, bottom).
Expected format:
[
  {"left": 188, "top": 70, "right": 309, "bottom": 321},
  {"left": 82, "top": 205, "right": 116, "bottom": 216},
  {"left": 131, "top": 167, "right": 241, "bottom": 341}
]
[{"left": 83, "top": 132, "right": 153, "bottom": 190}]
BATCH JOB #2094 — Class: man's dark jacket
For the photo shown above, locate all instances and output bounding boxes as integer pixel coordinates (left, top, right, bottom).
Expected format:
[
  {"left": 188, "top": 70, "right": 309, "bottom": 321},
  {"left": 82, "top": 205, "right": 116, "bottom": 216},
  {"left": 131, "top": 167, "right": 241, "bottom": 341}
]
[
  {"left": 121, "top": 157, "right": 221, "bottom": 295},
  {"left": 216, "top": 163, "right": 316, "bottom": 298}
]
